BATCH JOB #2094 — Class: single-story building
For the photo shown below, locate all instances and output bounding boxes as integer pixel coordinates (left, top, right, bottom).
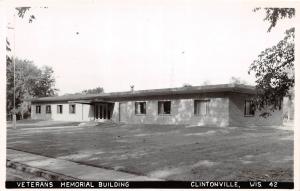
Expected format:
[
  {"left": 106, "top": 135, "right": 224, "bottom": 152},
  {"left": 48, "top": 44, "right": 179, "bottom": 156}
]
[{"left": 30, "top": 84, "right": 283, "bottom": 127}]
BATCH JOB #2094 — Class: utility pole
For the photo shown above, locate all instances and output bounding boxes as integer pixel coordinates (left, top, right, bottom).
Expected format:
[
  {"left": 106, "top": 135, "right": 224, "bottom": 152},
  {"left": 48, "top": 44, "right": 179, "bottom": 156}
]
[{"left": 8, "top": 13, "right": 16, "bottom": 129}]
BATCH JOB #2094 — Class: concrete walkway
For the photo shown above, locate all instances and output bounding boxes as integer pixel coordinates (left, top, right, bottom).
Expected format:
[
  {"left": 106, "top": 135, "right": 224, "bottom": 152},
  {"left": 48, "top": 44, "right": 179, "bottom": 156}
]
[{"left": 7, "top": 149, "right": 160, "bottom": 181}]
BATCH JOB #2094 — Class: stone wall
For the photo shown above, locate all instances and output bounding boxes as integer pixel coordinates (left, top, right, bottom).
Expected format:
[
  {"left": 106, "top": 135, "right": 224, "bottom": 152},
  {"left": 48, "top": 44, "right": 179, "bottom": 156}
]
[
  {"left": 111, "top": 94, "right": 229, "bottom": 127},
  {"left": 228, "top": 93, "right": 283, "bottom": 127}
]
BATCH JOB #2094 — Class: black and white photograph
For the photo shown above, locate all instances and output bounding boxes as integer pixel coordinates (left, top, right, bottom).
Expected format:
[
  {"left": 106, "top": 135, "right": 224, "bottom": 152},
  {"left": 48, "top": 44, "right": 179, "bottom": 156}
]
[{"left": 1, "top": 0, "right": 299, "bottom": 189}]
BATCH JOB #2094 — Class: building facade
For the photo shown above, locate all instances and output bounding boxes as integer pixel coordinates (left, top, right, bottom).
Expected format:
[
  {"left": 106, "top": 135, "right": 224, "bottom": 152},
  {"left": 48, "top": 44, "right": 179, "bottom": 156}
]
[{"left": 30, "top": 84, "right": 283, "bottom": 127}]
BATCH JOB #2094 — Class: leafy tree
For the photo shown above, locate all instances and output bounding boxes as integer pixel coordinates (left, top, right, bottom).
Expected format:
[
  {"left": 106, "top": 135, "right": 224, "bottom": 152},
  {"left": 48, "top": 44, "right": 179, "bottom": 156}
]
[
  {"left": 6, "top": 58, "right": 58, "bottom": 120},
  {"left": 15, "top": 7, "right": 36, "bottom": 23},
  {"left": 253, "top": 8, "right": 295, "bottom": 32},
  {"left": 249, "top": 8, "right": 295, "bottom": 113},
  {"left": 6, "top": 7, "right": 54, "bottom": 120},
  {"left": 33, "top": 66, "right": 58, "bottom": 97},
  {"left": 6, "top": 7, "right": 47, "bottom": 55}
]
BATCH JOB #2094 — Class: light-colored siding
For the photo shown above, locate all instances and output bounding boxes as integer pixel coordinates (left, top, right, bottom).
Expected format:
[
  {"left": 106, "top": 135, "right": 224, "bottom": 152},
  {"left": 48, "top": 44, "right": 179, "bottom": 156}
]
[
  {"left": 229, "top": 93, "right": 283, "bottom": 127},
  {"left": 31, "top": 103, "right": 94, "bottom": 121},
  {"left": 31, "top": 104, "right": 51, "bottom": 120}
]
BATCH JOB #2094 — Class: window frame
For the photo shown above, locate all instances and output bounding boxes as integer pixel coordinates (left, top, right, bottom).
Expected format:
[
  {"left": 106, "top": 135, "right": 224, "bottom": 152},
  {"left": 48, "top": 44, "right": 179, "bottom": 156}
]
[
  {"left": 135, "top": 101, "right": 147, "bottom": 115},
  {"left": 69, "top": 104, "right": 76, "bottom": 114},
  {"left": 57, "top": 105, "right": 63, "bottom": 114},
  {"left": 244, "top": 100, "right": 255, "bottom": 117},
  {"left": 158, "top": 101, "right": 172, "bottom": 115},
  {"left": 194, "top": 99, "right": 210, "bottom": 116},
  {"left": 46, "top": 105, "right": 51, "bottom": 114},
  {"left": 36, "top": 105, "right": 41, "bottom": 114}
]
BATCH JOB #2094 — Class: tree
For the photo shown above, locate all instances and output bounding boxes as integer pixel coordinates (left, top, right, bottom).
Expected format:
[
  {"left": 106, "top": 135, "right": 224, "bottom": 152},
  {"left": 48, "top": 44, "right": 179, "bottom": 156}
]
[
  {"left": 229, "top": 76, "right": 250, "bottom": 85},
  {"left": 201, "top": 80, "right": 211, "bottom": 86},
  {"left": 6, "top": 58, "right": 39, "bottom": 119},
  {"left": 15, "top": 7, "right": 36, "bottom": 23},
  {"left": 6, "top": 7, "right": 47, "bottom": 57},
  {"left": 182, "top": 83, "right": 192, "bottom": 88},
  {"left": 6, "top": 58, "right": 58, "bottom": 120},
  {"left": 6, "top": 7, "right": 54, "bottom": 120},
  {"left": 253, "top": 8, "right": 295, "bottom": 32},
  {"left": 33, "top": 66, "right": 58, "bottom": 97},
  {"left": 248, "top": 8, "right": 295, "bottom": 113},
  {"left": 82, "top": 87, "right": 104, "bottom": 94}
]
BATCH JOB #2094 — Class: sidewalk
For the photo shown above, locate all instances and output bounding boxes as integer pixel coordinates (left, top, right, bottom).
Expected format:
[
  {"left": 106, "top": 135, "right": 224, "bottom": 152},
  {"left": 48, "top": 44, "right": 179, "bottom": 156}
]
[{"left": 6, "top": 149, "right": 161, "bottom": 181}]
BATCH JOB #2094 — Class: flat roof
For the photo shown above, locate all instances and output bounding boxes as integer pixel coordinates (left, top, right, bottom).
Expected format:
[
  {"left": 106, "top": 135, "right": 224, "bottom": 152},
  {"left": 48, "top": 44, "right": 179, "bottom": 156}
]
[{"left": 30, "top": 83, "right": 256, "bottom": 103}]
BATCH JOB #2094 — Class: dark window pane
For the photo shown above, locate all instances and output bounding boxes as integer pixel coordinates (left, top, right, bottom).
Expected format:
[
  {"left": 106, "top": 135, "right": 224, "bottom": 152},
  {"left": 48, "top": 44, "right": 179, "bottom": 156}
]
[
  {"left": 95, "top": 105, "right": 99, "bottom": 119},
  {"left": 69, "top": 104, "right": 76, "bottom": 114},
  {"left": 57, "top": 105, "right": 63, "bottom": 114},
  {"left": 158, "top": 101, "right": 171, "bottom": 115},
  {"left": 103, "top": 106, "right": 106, "bottom": 119},
  {"left": 46, "top": 105, "right": 51, "bottom": 114},
  {"left": 36, "top": 106, "right": 41, "bottom": 114},
  {"left": 100, "top": 105, "right": 103, "bottom": 119},
  {"left": 244, "top": 100, "right": 255, "bottom": 116},
  {"left": 141, "top": 102, "right": 146, "bottom": 114},
  {"left": 194, "top": 100, "right": 209, "bottom": 115},
  {"left": 164, "top": 102, "right": 171, "bottom": 114},
  {"left": 135, "top": 102, "right": 146, "bottom": 114},
  {"left": 108, "top": 109, "right": 111, "bottom": 119}
]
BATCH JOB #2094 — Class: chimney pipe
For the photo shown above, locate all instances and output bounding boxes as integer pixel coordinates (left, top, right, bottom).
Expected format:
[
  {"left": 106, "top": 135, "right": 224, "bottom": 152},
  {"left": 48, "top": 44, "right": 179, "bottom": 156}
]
[{"left": 130, "top": 85, "right": 134, "bottom": 92}]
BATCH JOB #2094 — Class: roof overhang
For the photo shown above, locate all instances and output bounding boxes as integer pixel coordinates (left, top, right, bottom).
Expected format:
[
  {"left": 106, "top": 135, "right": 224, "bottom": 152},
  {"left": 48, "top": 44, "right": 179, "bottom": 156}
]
[
  {"left": 68, "top": 100, "right": 93, "bottom": 104},
  {"left": 30, "top": 84, "right": 258, "bottom": 103}
]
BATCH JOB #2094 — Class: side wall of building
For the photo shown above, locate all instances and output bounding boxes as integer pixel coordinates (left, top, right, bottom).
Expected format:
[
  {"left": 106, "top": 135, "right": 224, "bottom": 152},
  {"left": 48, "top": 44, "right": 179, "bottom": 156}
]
[
  {"left": 30, "top": 104, "right": 52, "bottom": 120},
  {"left": 111, "top": 95, "right": 229, "bottom": 127},
  {"left": 229, "top": 93, "right": 283, "bottom": 127},
  {"left": 31, "top": 103, "right": 94, "bottom": 121}
]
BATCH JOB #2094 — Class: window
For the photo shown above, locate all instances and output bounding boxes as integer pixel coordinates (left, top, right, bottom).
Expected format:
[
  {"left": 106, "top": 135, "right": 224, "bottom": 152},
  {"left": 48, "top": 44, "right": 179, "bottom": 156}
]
[
  {"left": 57, "top": 105, "right": 63, "bottom": 114},
  {"left": 36, "top": 105, "right": 41, "bottom": 114},
  {"left": 158, "top": 101, "right": 171, "bottom": 115},
  {"left": 135, "top": 102, "right": 146, "bottom": 115},
  {"left": 69, "top": 104, "right": 76, "bottom": 114},
  {"left": 46, "top": 105, "right": 51, "bottom": 114},
  {"left": 244, "top": 100, "right": 255, "bottom": 116},
  {"left": 194, "top": 100, "right": 210, "bottom": 115}
]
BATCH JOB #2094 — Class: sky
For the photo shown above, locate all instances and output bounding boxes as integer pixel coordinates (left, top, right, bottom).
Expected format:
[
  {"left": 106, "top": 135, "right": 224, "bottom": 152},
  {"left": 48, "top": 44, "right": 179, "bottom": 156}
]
[{"left": 6, "top": 1, "right": 295, "bottom": 95}]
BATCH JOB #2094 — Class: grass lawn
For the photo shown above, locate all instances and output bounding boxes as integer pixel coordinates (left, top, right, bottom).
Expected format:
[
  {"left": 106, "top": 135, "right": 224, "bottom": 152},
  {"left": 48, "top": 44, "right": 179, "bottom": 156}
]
[{"left": 7, "top": 120, "right": 293, "bottom": 181}]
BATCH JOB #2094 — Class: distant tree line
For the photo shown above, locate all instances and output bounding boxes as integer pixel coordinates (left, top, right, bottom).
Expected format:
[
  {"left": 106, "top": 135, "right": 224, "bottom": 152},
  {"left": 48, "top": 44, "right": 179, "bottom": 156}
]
[{"left": 81, "top": 87, "right": 104, "bottom": 94}]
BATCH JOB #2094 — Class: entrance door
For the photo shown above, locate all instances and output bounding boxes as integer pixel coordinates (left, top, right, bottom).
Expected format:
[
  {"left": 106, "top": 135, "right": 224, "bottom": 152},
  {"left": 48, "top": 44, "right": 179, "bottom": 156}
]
[{"left": 95, "top": 103, "right": 109, "bottom": 121}]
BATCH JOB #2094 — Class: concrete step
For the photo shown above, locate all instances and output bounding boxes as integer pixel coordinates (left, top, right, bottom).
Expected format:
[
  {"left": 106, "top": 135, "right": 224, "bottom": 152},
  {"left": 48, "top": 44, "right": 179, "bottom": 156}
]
[{"left": 78, "top": 121, "right": 122, "bottom": 128}]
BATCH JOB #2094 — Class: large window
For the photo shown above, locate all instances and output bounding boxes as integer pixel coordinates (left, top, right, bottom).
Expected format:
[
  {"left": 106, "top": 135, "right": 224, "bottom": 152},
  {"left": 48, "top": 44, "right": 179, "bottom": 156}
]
[
  {"left": 135, "top": 102, "right": 146, "bottom": 115},
  {"left": 194, "top": 100, "right": 210, "bottom": 115},
  {"left": 57, "top": 105, "right": 63, "bottom": 114},
  {"left": 46, "top": 105, "right": 51, "bottom": 114},
  {"left": 69, "top": 104, "right": 76, "bottom": 114},
  {"left": 36, "top": 105, "right": 41, "bottom": 114},
  {"left": 158, "top": 101, "right": 171, "bottom": 115},
  {"left": 244, "top": 100, "right": 255, "bottom": 116}
]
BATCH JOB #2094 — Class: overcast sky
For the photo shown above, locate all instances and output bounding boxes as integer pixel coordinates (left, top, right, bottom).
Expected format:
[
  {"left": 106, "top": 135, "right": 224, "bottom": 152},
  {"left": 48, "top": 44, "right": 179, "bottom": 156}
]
[{"left": 6, "top": 1, "right": 295, "bottom": 95}]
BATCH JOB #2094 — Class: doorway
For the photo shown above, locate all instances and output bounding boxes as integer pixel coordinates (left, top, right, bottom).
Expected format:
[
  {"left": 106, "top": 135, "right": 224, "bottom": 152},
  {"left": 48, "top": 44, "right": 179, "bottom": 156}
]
[{"left": 94, "top": 103, "right": 111, "bottom": 120}]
